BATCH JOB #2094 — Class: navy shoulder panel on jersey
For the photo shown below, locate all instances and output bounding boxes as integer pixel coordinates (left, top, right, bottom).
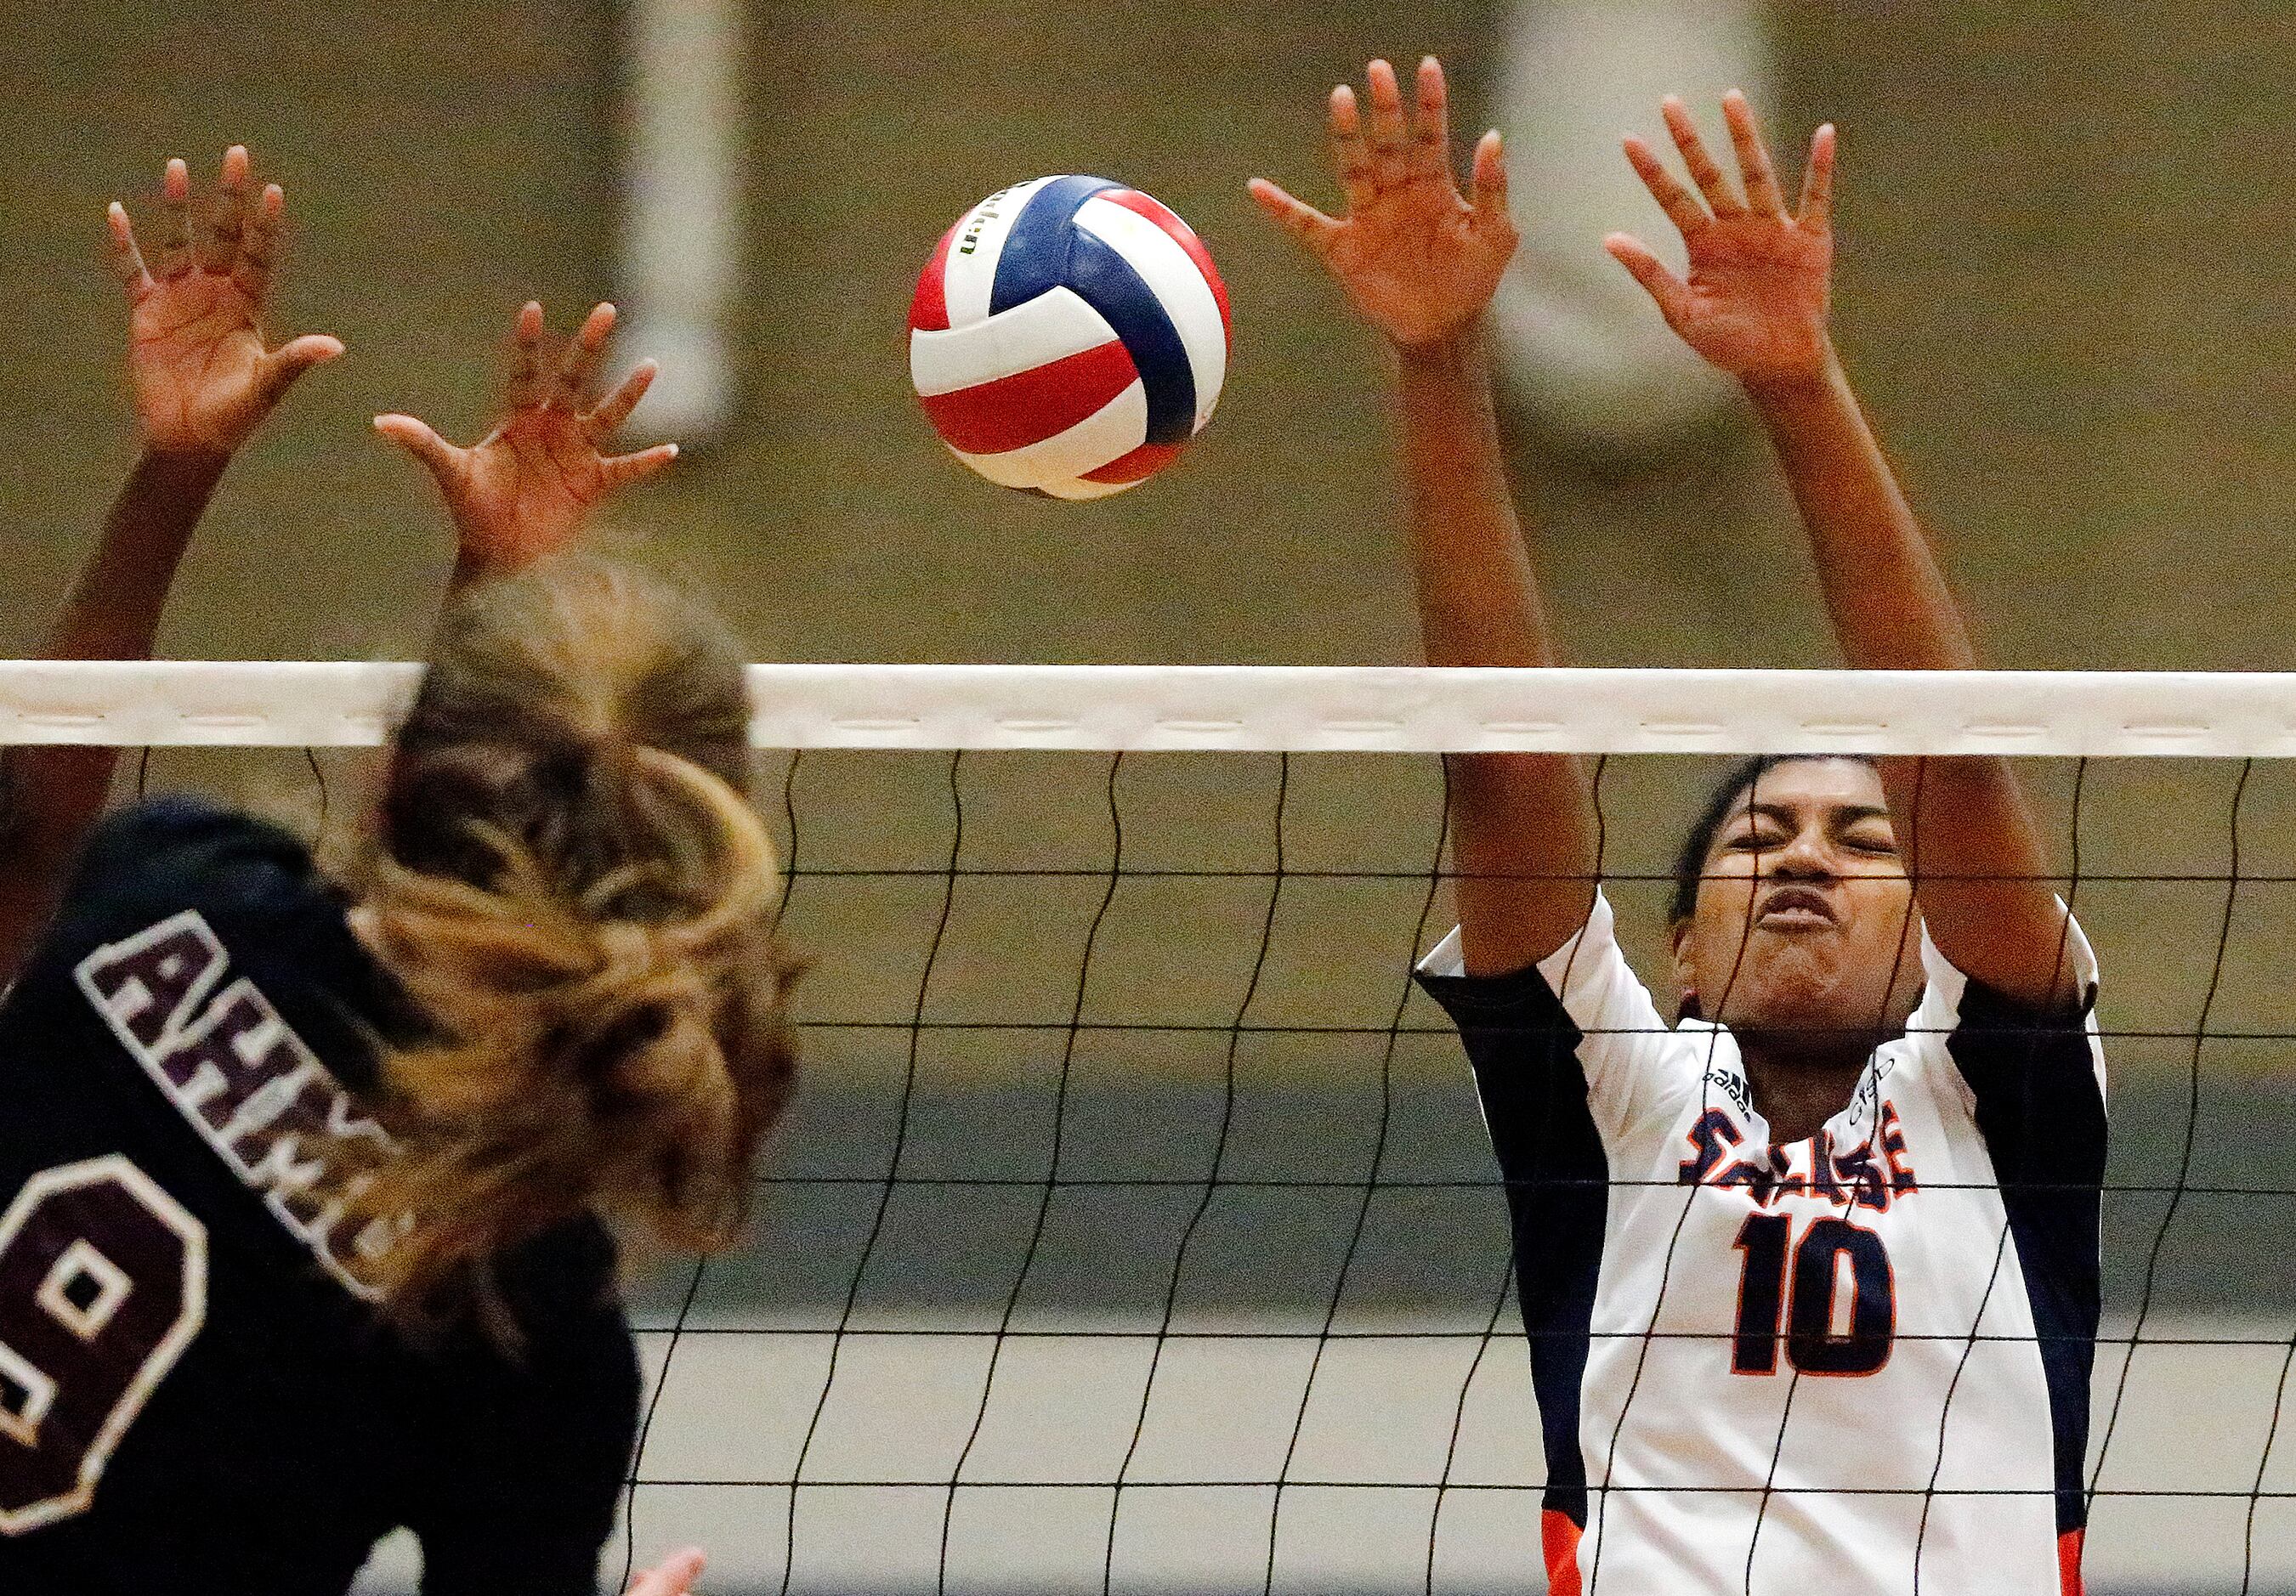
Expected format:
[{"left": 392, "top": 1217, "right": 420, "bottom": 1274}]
[
  {"left": 1948, "top": 975, "right": 2106, "bottom": 1179},
  {"left": 1414, "top": 960, "right": 1607, "bottom": 1532},
  {"left": 1949, "top": 976, "right": 2105, "bottom": 1539}
]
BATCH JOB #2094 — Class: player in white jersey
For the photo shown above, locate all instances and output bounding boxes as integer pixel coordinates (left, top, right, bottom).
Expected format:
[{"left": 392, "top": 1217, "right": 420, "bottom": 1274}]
[{"left": 1253, "top": 59, "right": 2100, "bottom": 1594}]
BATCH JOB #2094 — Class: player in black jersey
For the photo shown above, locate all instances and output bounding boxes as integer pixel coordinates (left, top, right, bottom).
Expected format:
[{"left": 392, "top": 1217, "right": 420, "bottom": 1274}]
[{"left": 0, "top": 149, "right": 790, "bottom": 1595}]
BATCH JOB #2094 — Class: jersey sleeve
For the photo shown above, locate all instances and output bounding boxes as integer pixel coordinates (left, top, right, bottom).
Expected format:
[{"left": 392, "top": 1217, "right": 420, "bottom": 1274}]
[
  {"left": 37, "top": 796, "right": 411, "bottom": 1088},
  {"left": 1904, "top": 905, "right": 2106, "bottom": 1180},
  {"left": 1414, "top": 890, "right": 1692, "bottom": 1152},
  {"left": 405, "top": 1227, "right": 644, "bottom": 1596}
]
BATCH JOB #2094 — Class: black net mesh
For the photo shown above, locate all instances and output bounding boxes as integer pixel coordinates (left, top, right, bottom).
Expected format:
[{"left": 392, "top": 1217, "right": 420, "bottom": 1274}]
[{"left": 133, "top": 739, "right": 2282, "bottom": 1596}]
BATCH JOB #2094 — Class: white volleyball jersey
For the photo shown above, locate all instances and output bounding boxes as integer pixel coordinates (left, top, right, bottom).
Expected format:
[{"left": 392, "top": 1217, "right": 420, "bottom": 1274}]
[{"left": 1416, "top": 893, "right": 2104, "bottom": 1596}]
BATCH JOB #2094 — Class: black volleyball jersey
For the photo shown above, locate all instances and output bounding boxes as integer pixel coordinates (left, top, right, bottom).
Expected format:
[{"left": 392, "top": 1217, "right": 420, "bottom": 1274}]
[{"left": 0, "top": 799, "right": 642, "bottom": 1596}]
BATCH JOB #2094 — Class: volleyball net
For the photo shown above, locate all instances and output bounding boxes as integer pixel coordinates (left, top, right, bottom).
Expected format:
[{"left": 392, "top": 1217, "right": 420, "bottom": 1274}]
[{"left": 6, "top": 662, "right": 2293, "bottom": 1596}]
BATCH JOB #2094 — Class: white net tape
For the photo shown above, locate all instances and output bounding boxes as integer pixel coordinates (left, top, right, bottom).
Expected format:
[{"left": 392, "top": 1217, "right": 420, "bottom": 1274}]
[{"left": 9, "top": 660, "right": 2296, "bottom": 756}]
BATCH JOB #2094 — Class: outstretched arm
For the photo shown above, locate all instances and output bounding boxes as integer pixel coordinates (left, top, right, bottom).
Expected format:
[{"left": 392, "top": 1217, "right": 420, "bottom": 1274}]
[
  {"left": 375, "top": 300, "right": 676, "bottom": 592},
  {"left": 0, "top": 148, "right": 343, "bottom": 985},
  {"left": 1608, "top": 93, "right": 2078, "bottom": 1008},
  {"left": 1251, "top": 57, "right": 1596, "bottom": 975}
]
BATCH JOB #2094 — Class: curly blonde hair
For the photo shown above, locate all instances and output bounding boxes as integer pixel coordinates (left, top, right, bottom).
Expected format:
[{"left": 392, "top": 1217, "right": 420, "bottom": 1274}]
[{"left": 349, "top": 557, "right": 796, "bottom": 1325}]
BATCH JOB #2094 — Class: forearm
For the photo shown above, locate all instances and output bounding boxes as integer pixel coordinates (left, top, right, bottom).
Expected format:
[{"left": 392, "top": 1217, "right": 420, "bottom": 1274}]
[
  {"left": 0, "top": 447, "right": 228, "bottom": 978},
  {"left": 1749, "top": 351, "right": 2072, "bottom": 1001},
  {"left": 1394, "top": 327, "right": 1595, "bottom": 971},
  {"left": 49, "top": 448, "right": 228, "bottom": 657},
  {"left": 1396, "top": 329, "right": 1551, "bottom": 669},
  {"left": 1744, "top": 349, "right": 1974, "bottom": 671}
]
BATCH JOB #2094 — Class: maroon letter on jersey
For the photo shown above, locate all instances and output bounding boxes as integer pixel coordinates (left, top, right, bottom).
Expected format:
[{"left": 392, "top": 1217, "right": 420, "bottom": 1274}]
[{"left": 0, "top": 1158, "right": 207, "bottom": 1533}]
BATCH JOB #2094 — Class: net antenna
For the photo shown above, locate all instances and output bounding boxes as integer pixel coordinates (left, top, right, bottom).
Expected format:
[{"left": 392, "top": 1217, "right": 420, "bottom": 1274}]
[{"left": 614, "top": 0, "right": 742, "bottom": 443}]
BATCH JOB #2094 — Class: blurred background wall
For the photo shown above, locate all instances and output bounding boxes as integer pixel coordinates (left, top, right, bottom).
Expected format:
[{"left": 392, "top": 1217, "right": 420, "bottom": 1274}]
[
  {"left": 7, "top": 2, "right": 2296, "bottom": 673},
  {"left": 6, "top": 3, "right": 2296, "bottom": 1593}
]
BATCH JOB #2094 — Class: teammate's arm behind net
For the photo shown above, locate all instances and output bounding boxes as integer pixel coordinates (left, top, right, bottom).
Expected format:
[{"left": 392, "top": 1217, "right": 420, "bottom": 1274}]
[{"left": 0, "top": 146, "right": 342, "bottom": 986}]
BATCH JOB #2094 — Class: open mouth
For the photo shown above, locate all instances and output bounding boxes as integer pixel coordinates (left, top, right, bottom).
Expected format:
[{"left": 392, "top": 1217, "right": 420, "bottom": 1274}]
[{"left": 1755, "top": 886, "right": 1837, "bottom": 931}]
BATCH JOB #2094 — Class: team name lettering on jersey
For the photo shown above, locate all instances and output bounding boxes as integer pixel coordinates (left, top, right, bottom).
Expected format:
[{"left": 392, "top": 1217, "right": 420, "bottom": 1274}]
[
  {"left": 1675, "top": 1102, "right": 1922, "bottom": 1213},
  {"left": 72, "top": 911, "right": 404, "bottom": 1299}
]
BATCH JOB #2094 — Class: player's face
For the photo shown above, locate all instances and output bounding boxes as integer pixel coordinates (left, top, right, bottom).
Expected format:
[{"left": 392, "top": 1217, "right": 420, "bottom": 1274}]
[{"left": 1670, "top": 759, "right": 1925, "bottom": 1051}]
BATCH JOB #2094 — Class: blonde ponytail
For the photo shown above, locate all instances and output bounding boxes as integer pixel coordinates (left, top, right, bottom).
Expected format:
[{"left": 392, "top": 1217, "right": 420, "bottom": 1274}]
[{"left": 349, "top": 557, "right": 796, "bottom": 1322}]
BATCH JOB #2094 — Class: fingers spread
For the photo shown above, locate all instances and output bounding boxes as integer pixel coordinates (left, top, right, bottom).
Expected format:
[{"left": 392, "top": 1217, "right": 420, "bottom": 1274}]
[
  {"left": 1411, "top": 56, "right": 1451, "bottom": 180},
  {"left": 1246, "top": 177, "right": 1341, "bottom": 254},
  {"left": 585, "top": 358, "right": 658, "bottom": 438},
  {"left": 602, "top": 441, "right": 679, "bottom": 487},
  {"left": 106, "top": 203, "right": 152, "bottom": 300},
  {"left": 1797, "top": 123, "right": 1837, "bottom": 230},
  {"left": 1660, "top": 97, "right": 1743, "bottom": 216},
  {"left": 373, "top": 413, "right": 464, "bottom": 483},
  {"left": 553, "top": 302, "right": 617, "bottom": 409},
  {"left": 234, "top": 184, "right": 283, "bottom": 304},
  {"left": 1327, "top": 83, "right": 1375, "bottom": 215},
  {"left": 1363, "top": 58, "right": 1407, "bottom": 156},
  {"left": 1602, "top": 232, "right": 1691, "bottom": 323},
  {"left": 1721, "top": 91, "right": 1784, "bottom": 216},
  {"left": 506, "top": 301, "right": 546, "bottom": 410},
  {"left": 156, "top": 157, "right": 194, "bottom": 280},
  {"left": 1622, "top": 135, "right": 1708, "bottom": 236},
  {"left": 198, "top": 144, "right": 249, "bottom": 274}
]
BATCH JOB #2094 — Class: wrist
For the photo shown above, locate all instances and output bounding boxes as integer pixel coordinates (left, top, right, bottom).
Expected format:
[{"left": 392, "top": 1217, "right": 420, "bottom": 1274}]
[
  {"left": 449, "top": 543, "right": 517, "bottom": 596},
  {"left": 1739, "top": 340, "right": 1847, "bottom": 413},
  {"left": 1392, "top": 318, "right": 1490, "bottom": 376},
  {"left": 133, "top": 444, "right": 234, "bottom": 489},
  {"left": 451, "top": 523, "right": 578, "bottom": 592},
  {"left": 136, "top": 443, "right": 233, "bottom": 475}
]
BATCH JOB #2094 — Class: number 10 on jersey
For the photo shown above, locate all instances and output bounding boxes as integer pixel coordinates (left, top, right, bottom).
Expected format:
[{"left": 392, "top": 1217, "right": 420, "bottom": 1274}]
[{"left": 1732, "top": 1213, "right": 1895, "bottom": 1377}]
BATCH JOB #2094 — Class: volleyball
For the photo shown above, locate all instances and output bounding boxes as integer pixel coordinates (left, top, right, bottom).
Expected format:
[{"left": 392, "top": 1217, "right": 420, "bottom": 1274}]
[{"left": 908, "top": 176, "right": 1231, "bottom": 499}]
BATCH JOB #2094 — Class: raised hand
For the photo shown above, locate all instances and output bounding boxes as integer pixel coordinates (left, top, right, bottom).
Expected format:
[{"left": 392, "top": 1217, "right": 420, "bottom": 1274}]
[
  {"left": 623, "top": 1548, "right": 706, "bottom": 1596},
  {"left": 374, "top": 301, "right": 677, "bottom": 578},
  {"left": 1249, "top": 56, "right": 1516, "bottom": 349},
  {"left": 1604, "top": 92, "right": 1837, "bottom": 387},
  {"left": 106, "top": 146, "right": 344, "bottom": 457}
]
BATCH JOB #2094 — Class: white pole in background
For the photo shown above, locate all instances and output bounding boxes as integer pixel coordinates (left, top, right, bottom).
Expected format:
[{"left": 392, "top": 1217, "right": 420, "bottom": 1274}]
[{"left": 615, "top": 0, "right": 742, "bottom": 443}]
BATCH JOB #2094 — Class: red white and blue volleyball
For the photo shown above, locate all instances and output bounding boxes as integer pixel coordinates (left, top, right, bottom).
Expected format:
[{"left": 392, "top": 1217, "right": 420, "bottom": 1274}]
[{"left": 909, "top": 177, "right": 1231, "bottom": 499}]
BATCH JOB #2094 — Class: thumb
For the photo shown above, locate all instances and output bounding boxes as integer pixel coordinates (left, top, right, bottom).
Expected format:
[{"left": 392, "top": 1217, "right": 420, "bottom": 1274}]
[
  {"left": 371, "top": 413, "right": 464, "bottom": 486},
  {"left": 254, "top": 334, "right": 346, "bottom": 405},
  {"left": 600, "top": 441, "right": 680, "bottom": 488},
  {"left": 1602, "top": 234, "right": 1691, "bottom": 325},
  {"left": 1244, "top": 178, "right": 1340, "bottom": 257}
]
